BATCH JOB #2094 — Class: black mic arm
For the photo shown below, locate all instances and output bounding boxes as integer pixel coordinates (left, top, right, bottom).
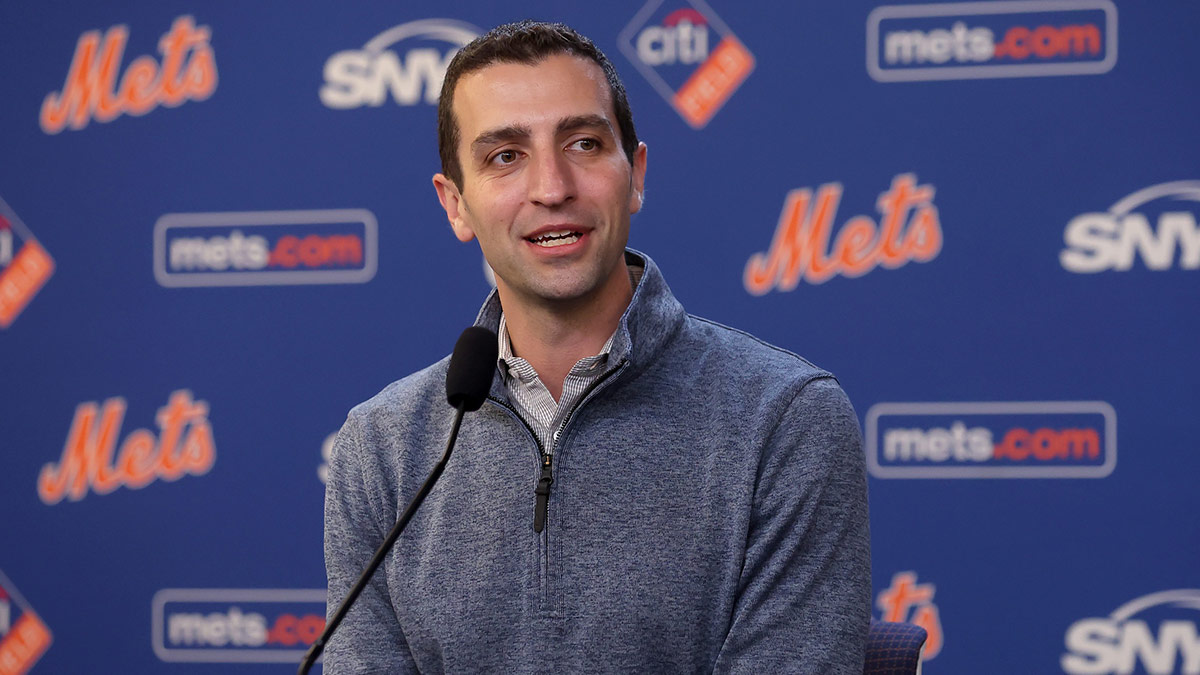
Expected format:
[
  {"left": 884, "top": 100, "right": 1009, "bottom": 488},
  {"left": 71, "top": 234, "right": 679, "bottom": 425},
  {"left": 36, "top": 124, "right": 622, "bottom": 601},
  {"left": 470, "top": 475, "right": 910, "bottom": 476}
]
[
  {"left": 298, "top": 402, "right": 468, "bottom": 675},
  {"left": 299, "top": 326, "right": 496, "bottom": 674}
]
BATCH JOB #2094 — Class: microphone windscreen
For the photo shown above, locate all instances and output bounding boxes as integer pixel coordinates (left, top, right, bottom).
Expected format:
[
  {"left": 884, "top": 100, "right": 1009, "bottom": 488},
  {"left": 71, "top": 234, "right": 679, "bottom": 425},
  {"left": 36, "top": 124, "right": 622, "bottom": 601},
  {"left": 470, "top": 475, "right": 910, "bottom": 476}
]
[{"left": 446, "top": 326, "right": 498, "bottom": 411}]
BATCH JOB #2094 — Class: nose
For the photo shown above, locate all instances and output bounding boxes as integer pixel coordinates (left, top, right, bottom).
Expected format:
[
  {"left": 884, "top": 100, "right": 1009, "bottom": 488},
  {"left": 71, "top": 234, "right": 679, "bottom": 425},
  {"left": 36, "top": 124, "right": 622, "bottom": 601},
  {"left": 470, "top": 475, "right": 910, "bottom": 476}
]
[{"left": 527, "top": 150, "right": 575, "bottom": 207}]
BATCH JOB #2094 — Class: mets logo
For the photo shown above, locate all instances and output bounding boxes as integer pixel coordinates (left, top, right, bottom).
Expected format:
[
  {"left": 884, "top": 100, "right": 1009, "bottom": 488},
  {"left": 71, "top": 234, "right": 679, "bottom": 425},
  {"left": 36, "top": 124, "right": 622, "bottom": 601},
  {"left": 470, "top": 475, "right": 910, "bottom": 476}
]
[
  {"left": 744, "top": 173, "right": 942, "bottom": 292},
  {"left": 1063, "top": 589, "right": 1200, "bottom": 674},
  {"left": 868, "top": 0, "right": 1116, "bottom": 82},
  {"left": 618, "top": 0, "right": 754, "bottom": 128},
  {"left": 38, "top": 389, "right": 216, "bottom": 505},
  {"left": 154, "top": 209, "right": 377, "bottom": 287},
  {"left": 41, "top": 15, "right": 217, "bottom": 134},
  {"left": 0, "top": 570, "right": 53, "bottom": 674},
  {"left": 320, "top": 19, "right": 481, "bottom": 108},
  {"left": 0, "top": 196, "right": 55, "bottom": 329},
  {"left": 1061, "top": 180, "right": 1200, "bottom": 274}
]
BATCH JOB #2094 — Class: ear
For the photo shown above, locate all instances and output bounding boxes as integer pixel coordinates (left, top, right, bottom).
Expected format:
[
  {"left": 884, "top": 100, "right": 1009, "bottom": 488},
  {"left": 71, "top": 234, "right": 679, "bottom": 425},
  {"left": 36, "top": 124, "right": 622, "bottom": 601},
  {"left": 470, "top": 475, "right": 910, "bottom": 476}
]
[
  {"left": 628, "top": 142, "right": 648, "bottom": 214},
  {"left": 432, "top": 173, "right": 475, "bottom": 242}
]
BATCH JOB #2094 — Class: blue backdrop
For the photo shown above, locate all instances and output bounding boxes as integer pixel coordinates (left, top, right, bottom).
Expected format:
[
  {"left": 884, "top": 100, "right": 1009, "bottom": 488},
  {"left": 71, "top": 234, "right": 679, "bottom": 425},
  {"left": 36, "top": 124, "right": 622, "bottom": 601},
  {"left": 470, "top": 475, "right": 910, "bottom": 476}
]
[{"left": 2, "top": 1, "right": 1197, "bottom": 672}]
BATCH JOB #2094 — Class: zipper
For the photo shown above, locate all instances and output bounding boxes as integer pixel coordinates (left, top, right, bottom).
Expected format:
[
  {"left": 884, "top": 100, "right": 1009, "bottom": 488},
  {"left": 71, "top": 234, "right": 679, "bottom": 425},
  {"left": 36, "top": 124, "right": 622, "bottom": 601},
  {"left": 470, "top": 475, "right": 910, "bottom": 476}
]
[
  {"left": 531, "top": 360, "right": 629, "bottom": 531},
  {"left": 533, "top": 453, "right": 553, "bottom": 533}
]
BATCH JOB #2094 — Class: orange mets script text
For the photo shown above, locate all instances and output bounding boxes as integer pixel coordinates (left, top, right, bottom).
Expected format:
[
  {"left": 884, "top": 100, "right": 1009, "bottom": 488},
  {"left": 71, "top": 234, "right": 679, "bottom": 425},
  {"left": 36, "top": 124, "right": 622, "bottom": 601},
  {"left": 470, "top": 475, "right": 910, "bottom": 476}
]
[
  {"left": 38, "top": 390, "right": 215, "bottom": 504},
  {"left": 744, "top": 173, "right": 942, "bottom": 293},
  {"left": 40, "top": 16, "right": 217, "bottom": 134}
]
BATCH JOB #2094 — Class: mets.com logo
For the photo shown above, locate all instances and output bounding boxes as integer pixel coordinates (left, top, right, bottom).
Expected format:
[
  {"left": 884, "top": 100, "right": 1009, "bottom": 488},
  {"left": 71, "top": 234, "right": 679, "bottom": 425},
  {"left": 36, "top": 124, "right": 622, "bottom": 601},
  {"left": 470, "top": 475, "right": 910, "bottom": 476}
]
[
  {"left": 320, "top": 19, "right": 481, "bottom": 108},
  {"left": 868, "top": 0, "right": 1117, "bottom": 82},
  {"left": 152, "top": 589, "right": 325, "bottom": 663},
  {"left": 154, "top": 209, "right": 377, "bottom": 287},
  {"left": 1061, "top": 180, "right": 1200, "bottom": 274},
  {"left": 866, "top": 401, "right": 1116, "bottom": 479},
  {"left": 618, "top": 0, "right": 754, "bottom": 128},
  {"left": 1063, "top": 589, "right": 1200, "bottom": 674}
]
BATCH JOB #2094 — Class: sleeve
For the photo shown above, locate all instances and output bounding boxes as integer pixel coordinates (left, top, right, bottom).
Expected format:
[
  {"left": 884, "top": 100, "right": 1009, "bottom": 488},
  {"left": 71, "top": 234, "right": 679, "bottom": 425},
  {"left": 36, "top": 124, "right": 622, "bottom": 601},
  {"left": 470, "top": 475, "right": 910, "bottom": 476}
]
[
  {"left": 712, "top": 376, "right": 872, "bottom": 674},
  {"left": 322, "top": 412, "right": 419, "bottom": 674}
]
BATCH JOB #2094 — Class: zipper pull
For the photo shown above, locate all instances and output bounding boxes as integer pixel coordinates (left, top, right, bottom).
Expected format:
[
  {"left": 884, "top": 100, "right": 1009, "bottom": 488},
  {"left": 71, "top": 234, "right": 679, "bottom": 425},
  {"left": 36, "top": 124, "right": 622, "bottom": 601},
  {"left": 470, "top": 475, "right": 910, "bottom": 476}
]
[{"left": 533, "top": 454, "right": 553, "bottom": 533}]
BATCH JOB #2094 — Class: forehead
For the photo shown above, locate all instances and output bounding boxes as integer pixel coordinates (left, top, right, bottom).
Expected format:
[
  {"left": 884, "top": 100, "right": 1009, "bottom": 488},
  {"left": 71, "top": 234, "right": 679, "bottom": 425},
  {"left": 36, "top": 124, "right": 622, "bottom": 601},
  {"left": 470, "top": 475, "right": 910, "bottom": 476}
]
[{"left": 453, "top": 53, "right": 616, "bottom": 141}]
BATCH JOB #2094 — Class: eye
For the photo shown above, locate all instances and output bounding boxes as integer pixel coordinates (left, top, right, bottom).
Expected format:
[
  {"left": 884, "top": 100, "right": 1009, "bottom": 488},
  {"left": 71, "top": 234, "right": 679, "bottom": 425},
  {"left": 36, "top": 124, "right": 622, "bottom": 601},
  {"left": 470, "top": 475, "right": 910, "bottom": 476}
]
[
  {"left": 490, "top": 149, "right": 519, "bottom": 166},
  {"left": 570, "top": 138, "right": 599, "bottom": 152}
]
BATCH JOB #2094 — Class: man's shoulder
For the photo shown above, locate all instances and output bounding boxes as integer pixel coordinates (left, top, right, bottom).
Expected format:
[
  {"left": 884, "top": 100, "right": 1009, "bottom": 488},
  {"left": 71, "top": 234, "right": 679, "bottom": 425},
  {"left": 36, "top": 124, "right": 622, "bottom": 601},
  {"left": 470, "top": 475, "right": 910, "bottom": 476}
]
[
  {"left": 677, "top": 313, "right": 835, "bottom": 389},
  {"left": 346, "top": 354, "right": 453, "bottom": 429}
]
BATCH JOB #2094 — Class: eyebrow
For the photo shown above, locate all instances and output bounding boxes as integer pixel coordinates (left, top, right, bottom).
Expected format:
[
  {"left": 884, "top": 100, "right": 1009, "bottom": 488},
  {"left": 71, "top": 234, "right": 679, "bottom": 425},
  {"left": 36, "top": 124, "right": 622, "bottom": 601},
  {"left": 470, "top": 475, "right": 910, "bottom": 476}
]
[{"left": 470, "top": 115, "right": 616, "bottom": 155}]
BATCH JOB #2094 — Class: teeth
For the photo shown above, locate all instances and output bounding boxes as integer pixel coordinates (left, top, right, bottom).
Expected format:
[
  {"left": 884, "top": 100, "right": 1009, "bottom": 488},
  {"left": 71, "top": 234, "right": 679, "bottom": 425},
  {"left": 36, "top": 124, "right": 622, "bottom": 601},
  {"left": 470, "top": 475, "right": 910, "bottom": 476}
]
[{"left": 530, "top": 231, "right": 581, "bottom": 247}]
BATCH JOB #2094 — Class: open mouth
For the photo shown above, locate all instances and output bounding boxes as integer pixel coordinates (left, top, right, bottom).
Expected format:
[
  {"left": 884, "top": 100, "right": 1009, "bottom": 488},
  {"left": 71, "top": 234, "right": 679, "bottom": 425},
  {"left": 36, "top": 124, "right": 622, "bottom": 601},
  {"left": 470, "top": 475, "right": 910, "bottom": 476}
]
[{"left": 528, "top": 230, "right": 582, "bottom": 248}]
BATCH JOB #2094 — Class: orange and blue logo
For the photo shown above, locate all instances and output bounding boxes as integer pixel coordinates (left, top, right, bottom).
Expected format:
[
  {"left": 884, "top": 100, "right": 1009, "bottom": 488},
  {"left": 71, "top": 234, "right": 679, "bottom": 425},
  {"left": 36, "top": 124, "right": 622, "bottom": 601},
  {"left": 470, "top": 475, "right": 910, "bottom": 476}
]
[
  {"left": 618, "top": 0, "right": 754, "bottom": 128},
  {"left": 868, "top": 1, "right": 1116, "bottom": 82},
  {"left": 744, "top": 173, "right": 942, "bottom": 293},
  {"left": 866, "top": 401, "right": 1116, "bottom": 479},
  {"left": 0, "top": 197, "right": 55, "bottom": 330},
  {"left": 152, "top": 589, "right": 326, "bottom": 663},
  {"left": 38, "top": 389, "right": 216, "bottom": 505},
  {"left": 154, "top": 209, "right": 377, "bottom": 287},
  {"left": 40, "top": 15, "right": 217, "bottom": 134},
  {"left": 0, "top": 570, "right": 53, "bottom": 675}
]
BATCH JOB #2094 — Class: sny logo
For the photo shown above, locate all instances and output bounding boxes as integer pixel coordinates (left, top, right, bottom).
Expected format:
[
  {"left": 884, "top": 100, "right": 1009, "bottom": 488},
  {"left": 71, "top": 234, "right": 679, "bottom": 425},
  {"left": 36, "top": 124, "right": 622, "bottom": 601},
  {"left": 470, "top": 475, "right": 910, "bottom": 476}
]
[
  {"left": 868, "top": 0, "right": 1116, "bottom": 82},
  {"left": 38, "top": 389, "right": 216, "bottom": 505},
  {"left": 0, "top": 197, "right": 55, "bottom": 330},
  {"left": 41, "top": 15, "right": 217, "bottom": 134},
  {"left": 618, "top": 0, "right": 754, "bottom": 128},
  {"left": 321, "top": 19, "right": 481, "bottom": 108},
  {"left": 152, "top": 589, "right": 326, "bottom": 663},
  {"left": 877, "top": 571, "right": 943, "bottom": 662},
  {"left": 0, "top": 570, "right": 53, "bottom": 674},
  {"left": 744, "top": 174, "right": 942, "bottom": 293},
  {"left": 866, "top": 401, "right": 1116, "bottom": 479},
  {"left": 154, "top": 209, "right": 378, "bottom": 287},
  {"left": 1063, "top": 589, "right": 1200, "bottom": 674},
  {"left": 1061, "top": 181, "right": 1200, "bottom": 274}
]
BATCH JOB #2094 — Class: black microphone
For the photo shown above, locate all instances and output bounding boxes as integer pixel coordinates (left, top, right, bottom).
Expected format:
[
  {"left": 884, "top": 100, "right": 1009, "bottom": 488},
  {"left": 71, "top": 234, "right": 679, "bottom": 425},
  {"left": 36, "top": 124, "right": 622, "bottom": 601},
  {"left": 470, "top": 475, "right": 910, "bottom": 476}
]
[{"left": 299, "top": 326, "right": 498, "bottom": 674}]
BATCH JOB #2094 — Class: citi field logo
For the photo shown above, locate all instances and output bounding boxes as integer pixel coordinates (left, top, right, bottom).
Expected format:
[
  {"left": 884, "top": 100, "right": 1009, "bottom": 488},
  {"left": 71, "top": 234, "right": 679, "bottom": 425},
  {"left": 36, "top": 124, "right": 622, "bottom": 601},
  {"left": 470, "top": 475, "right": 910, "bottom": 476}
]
[
  {"left": 154, "top": 209, "right": 377, "bottom": 287},
  {"left": 618, "top": 0, "right": 754, "bottom": 128},
  {"left": 38, "top": 389, "right": 216, "bottom": 504},
  {"left": 40, "top": 15, "right": 217, "bottom": 133},
  {"left": 320, "top": 19, "right": 480, "bottom": 108},
  {"left": 1061, "top": 181, "right": 1200, "bottom": 274},
  {"left": 0, "top": 570, "right": 53, "bottom": 674},
  {"left": 0, "top": 197, "right": 55, "bottom": 330},
  {"left": 744, "top": 173, "right": 942, "bottom": 293},
  {"left": 868, "top": 0, "right": 1116, "bottom": 82},
  {"left": 152, "top": 589, "right": 326, "bottom": 663},
  {"left": 877, "top": 571, "right": 943, "bottom": 662},
  {"left": 1063, "top": 589, "right": 1200, "bottom": 674},
  {"left": 866, "top": 401, "right": 1116, "bottom": 479}
]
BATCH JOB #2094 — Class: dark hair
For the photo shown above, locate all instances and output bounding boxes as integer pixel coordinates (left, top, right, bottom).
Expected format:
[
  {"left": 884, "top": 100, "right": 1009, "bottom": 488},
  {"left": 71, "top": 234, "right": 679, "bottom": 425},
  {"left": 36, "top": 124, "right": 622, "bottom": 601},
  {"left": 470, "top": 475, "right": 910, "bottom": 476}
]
[{"left": 437, "top": 20, "right": 639, "bottom": 189}]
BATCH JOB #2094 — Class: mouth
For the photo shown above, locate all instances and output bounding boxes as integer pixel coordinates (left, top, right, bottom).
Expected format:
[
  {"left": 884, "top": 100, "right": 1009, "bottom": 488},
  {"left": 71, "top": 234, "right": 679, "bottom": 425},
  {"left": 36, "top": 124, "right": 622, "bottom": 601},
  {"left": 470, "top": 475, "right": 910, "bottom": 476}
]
[{"left": 526, "top": 229, "right": 583, "bottom": 248}]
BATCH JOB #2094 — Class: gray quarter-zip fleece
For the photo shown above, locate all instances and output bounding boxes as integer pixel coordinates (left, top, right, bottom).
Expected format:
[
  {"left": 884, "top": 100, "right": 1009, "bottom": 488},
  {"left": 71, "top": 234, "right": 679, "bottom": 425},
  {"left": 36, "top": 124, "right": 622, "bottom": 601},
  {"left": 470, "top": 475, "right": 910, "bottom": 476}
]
[{"left": 323, "top": 249, "right": 870, "bottom": 674}]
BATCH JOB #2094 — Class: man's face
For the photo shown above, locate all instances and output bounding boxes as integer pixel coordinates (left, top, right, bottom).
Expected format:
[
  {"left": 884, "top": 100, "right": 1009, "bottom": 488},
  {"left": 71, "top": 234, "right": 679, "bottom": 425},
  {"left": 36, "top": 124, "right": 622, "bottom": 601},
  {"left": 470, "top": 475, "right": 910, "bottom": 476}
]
[{"left": 433, "top": 54, "right": 647, "bottom": 309}]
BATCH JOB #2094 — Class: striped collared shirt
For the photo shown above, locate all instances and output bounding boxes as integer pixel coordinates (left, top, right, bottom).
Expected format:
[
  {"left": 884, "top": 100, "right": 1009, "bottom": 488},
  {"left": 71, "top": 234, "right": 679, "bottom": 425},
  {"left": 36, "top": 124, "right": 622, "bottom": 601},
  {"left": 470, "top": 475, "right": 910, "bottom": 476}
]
[{"left": 497, "top": 264, "right": 643, "bottom": 454}]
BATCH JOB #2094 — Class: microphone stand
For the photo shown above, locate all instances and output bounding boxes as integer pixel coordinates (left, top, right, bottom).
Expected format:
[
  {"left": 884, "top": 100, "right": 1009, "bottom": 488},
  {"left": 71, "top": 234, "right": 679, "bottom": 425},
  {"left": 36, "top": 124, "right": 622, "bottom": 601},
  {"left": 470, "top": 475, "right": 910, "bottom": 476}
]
[{"left": 298, "top": 401, "right": 468, "bottom": 675}]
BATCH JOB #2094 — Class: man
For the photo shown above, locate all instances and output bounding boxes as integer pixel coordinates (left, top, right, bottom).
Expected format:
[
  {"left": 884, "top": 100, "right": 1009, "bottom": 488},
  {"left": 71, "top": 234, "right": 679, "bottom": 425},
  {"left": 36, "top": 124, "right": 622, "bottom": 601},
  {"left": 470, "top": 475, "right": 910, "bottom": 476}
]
[{"left": 324, "top": 20, "right": 870, "bottom": 673}]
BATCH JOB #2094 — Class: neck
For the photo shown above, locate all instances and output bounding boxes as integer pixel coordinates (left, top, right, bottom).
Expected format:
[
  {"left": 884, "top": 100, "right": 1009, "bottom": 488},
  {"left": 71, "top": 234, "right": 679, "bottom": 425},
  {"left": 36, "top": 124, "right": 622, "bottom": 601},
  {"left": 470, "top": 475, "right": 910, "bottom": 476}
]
[{"left": 498, "top": 262, "right": 632, "bottom": 401}]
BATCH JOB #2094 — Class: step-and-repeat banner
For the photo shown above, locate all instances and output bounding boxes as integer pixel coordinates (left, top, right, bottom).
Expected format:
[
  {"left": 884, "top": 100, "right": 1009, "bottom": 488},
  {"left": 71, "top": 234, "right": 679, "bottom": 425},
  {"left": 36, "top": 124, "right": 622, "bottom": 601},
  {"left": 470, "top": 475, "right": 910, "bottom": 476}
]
[{"left": 2, "top": 1, "right": 1197, "bottom": 672}]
